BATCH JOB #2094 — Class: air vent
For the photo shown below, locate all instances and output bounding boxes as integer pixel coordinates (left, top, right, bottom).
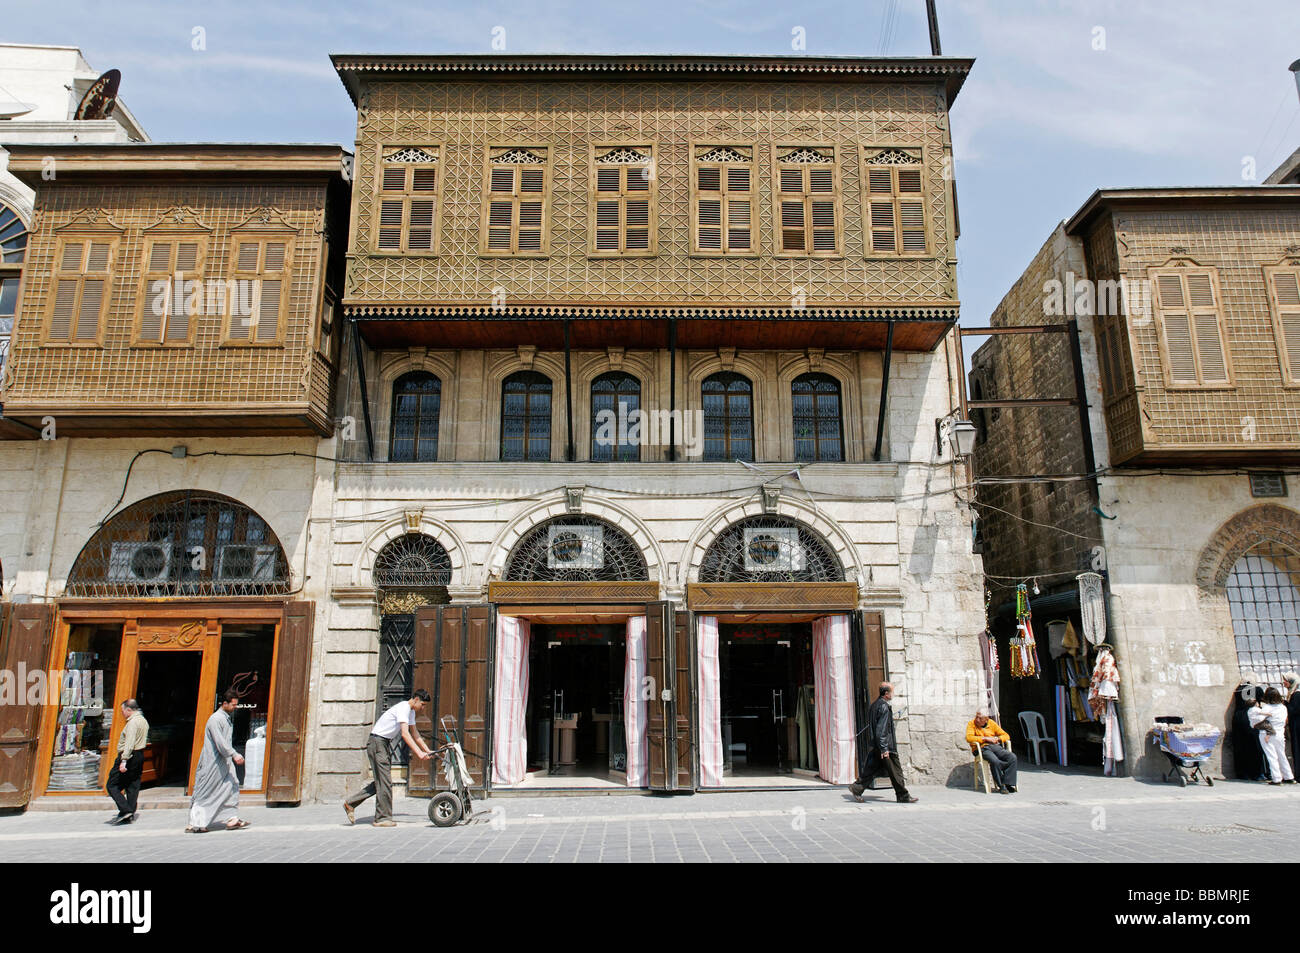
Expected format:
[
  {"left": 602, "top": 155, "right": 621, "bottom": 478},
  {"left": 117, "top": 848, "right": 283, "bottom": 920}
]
[{"left": 1249, "top": 472, "right": 1288, "bottom": 498}]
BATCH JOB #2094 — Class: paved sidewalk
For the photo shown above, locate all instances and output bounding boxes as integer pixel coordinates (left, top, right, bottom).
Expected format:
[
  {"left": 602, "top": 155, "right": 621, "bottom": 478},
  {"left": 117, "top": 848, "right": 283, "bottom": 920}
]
[{"left": 2, "top": 767, "right": 1295, "bottom": 862}]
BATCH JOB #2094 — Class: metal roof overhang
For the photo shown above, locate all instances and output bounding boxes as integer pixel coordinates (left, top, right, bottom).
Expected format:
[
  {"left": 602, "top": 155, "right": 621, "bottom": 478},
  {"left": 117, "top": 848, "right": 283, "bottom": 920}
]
[{"left": 347, "top": 303, "right": 958, "bottom": 352}]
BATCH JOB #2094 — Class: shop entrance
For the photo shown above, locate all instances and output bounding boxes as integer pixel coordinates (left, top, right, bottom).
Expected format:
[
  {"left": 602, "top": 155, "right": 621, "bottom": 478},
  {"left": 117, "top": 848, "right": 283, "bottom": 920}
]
[
  {"left": 719, "top": 622, "right": 818, "bottom": 781},
  {"left": 527, "top": 624, "right": 627, "bottom": 784},
  {"left": 134, "top": 651, "right": 203, "bottom": 790}
]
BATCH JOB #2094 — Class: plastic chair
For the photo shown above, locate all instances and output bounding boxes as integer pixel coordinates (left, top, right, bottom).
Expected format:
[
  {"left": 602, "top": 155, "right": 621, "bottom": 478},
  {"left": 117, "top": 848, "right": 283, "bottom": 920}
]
[
  {"left": 961, "top": 739, "right": 995, "bottom": 793},
  {"left": 1017, "top": 710, "right": 1059, "bottom": 765}
]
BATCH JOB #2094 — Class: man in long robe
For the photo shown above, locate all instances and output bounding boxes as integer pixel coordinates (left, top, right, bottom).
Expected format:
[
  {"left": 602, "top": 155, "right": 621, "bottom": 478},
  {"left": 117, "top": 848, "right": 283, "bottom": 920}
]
[{"left": 186, "top": 690, "right": 249, "bottom": 832}]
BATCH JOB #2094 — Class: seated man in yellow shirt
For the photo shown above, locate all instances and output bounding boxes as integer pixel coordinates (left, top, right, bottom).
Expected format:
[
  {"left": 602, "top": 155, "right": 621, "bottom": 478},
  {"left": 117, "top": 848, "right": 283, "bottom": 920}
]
[{"left": 966, "top": 710, "right": 1018, "bottom": 793}]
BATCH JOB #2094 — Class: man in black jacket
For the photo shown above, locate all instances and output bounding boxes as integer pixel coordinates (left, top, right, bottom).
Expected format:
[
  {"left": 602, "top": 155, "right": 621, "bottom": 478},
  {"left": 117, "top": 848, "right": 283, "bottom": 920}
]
[{"left": 849, "top": 682, "right": 918, "bottom": 803}]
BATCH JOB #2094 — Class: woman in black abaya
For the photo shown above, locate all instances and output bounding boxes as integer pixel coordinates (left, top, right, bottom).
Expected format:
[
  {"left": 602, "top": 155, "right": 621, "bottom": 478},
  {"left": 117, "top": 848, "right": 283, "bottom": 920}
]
[{"left": 1231, "top": 682, "right": 1267, "bottom": 781}]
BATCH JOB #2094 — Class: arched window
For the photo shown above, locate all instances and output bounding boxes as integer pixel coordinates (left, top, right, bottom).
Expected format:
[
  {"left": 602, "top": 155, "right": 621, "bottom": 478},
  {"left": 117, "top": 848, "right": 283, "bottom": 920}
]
[
  {"left": 502, "top": 371, "right": 552, "bottom": 461},
  {"left": 699, "top": 515, "right": 843, "bottom": 582},
  {"left": 503, "top": 515, "right": 647, "bottom": 581},
  {"left": 0, "top": 201, "right": 27, "bottom": 372},
  {"left": 792, "top": 373, "right": 844, "bottom": 462},
  {"left": 591, "top": 371, "right": 641, "bottom": 461},
  {"left": 389, "top": 371, "right": 441, "bottom": 462},
  {"left": 1226, "top": 540, "right": 1300, "bottom": 681},
  {"left": 66, "top": 491, "right": 290, "bottom": 597},
  {"left": 702, "top": 371, "right": 753, "bottom": 462},
  {"left": 374, "top": 533, "right": 452, "bottom": 588}
]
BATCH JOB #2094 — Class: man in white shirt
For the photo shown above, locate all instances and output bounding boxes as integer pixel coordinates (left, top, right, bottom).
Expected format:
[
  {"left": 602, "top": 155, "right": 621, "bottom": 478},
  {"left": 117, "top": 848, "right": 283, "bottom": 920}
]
[{"left": 344, "top": 688, "right": 434, "bottom": 827}]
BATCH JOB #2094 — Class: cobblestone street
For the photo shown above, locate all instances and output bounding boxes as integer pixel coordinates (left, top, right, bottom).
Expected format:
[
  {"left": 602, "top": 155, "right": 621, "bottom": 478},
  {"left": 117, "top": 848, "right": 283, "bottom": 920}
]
[{"left": 3, "top": 768, "right": 1296, "bottom": 863}]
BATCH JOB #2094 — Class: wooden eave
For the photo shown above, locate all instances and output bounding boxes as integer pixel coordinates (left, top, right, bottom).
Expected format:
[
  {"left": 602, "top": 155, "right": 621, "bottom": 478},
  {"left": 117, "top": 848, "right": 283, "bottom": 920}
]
[
  {"left": 332, "top": 53, "right": 973, "bottom": 107},
  {"left": 4, "top": 143, "right": 352, "bottom": 184},
  {"left": 1064, "top": 186, "right": 1300, "bottom": 236},
  {"left": 348, "top": 302, "right": 958, "bottom": 352}
]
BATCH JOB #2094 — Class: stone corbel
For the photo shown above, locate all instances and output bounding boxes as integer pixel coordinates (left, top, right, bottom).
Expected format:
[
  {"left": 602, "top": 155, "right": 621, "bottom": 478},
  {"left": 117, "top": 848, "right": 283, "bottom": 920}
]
[
  {"left": 404, "top": 509, "right": 423, "bottom": 534},
  {"left": 518, "top": 345, "right": 537, "bottom": 369},
  {"left": 762, "top": 485, "right": 781, "bottom": 514},
  {"left": 565, "top": 484, "right": 585, "bottom": 513},
  {"left": 408, "top": 346, "right": 428, "bottom": 366},
  {"left": 718, "top": 346, "right": 737, "bottom": 371},
  {"left": 806, "top": 348, "right": 825, "bottom": 372},
  {"left": 607, "top": 346, "right": 625, "bottom": 371}
]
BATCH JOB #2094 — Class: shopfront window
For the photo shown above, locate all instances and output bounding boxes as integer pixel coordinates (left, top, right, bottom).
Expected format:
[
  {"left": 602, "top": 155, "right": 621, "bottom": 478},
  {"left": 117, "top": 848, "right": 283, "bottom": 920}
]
[
  {"left": 46, "top": 625, "right": 121, "bottom": 792},
  {"left": 215, "top": 624, "right": 277, "bottom": 791}
]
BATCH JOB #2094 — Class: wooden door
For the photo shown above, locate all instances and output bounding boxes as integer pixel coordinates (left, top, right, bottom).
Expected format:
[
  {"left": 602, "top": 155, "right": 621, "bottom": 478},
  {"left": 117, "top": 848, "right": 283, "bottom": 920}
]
[
  {"left": 851, "top": 611, "right": 886, "bottom": 777},
  {"left": 412, "top": 604, "right": 493, "bottom": 794},
  {"left": 265, "top": 601, "right": 314, "bottom": 802},
  {"left": 646, "top": 602, "right": 693, "bottom": 793},
  {"left": 0, "top": 604, "right": 54, "bottom": 807}
]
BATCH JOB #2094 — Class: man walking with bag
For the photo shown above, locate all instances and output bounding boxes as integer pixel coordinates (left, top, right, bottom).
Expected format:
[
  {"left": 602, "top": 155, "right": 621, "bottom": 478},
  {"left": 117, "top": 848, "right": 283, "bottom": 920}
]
[{"left": 849, "top": 682, "right": 918, "bottom": 803}]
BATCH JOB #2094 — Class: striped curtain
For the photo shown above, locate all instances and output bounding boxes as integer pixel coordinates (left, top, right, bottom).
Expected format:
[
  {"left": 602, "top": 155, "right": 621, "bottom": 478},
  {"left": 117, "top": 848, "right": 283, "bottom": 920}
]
[
  {"left": 490, "top": 616, "right": 531, "bottom": 786},
  {"left": 697, "top": 615, "right": 724, "bottom": 786},
  {"left": 623, "top": 615, "right": 650, "bottom": 786},
  {"left": 813, "top": 614, "right": 857, "bottom": 784}
]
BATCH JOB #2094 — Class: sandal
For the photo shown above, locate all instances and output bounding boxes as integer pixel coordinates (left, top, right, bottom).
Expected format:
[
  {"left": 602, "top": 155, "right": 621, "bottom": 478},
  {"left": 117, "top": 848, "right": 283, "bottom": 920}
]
[
  {"left": 225, "top": 819, "right": 251, "bottom": 830},
  {"left": 185, "top": 826, "right": 208, "bottom": 834}
]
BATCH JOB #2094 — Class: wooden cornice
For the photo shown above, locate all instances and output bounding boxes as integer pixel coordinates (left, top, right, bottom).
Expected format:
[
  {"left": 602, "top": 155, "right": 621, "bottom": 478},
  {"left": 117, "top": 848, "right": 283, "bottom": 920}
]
[{"left": 4, "top": 144, "right": 352, "bottom": 184}]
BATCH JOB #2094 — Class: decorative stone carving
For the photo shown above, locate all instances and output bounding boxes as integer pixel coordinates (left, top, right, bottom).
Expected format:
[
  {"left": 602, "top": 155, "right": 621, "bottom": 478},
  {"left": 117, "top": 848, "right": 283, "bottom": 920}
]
[
  {"left": 1197, "top": 504, "right": 1300, "bottom": 590},
  {"left": 565, "top": 484, "right": 585, "bottom": 513},
  {"left": 517, "top": 344, "right": 537, "bottom": 368},
  {"left": 718, "top": 346, "right": 737, "bottom": 371},
  {"left": 404, "top": 509, "right": 424, "bottom": 534}
]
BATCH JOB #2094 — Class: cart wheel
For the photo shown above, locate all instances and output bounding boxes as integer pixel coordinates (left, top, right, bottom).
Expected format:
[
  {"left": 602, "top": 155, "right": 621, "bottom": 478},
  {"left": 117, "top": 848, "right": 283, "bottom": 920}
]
[
  {"left": 1178, "top": 774, "right": 1187, "bottom": 788},
  {"left": 1205, "top": 776, "right": 1214, "bottom": 787},
  {"left": 429, "top": 793, "right": 463, "bottom": 828}
]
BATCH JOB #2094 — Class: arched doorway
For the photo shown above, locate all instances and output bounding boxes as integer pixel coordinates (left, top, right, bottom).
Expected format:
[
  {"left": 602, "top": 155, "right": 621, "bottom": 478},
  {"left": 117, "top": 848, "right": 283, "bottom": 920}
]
[
  {"left": 495, "top": 515, "right": 653, "bottom": 787},
  {"left": 36, "top": 491, "right": 311, "bottom": 805},
  {"left": 373, "top": 534, "right": 451, "bottom": 764},
  {"left": 692, "top": 514, "right": 860, "bottom": 788}
]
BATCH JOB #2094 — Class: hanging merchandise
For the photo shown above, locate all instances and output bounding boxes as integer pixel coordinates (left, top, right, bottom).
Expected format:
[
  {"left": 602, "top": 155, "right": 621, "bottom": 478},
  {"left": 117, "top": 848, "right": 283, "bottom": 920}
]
[
  {"left": 1088, "top": 646, "right": 1124, "bottom": 775},
  {"left": 1078, "top": 572, "right": 1106, "bottom": 646},
  {"left": 1047, "top": 620, "right": 1070, "bottom": 659},
  {"left": 1061, "top": 619, "right": 1081, "bottom": 656},
  {"left": 1009, "top": 583, "right": 1040, "bottom": 679},
  {"left": 978, "top": 590, "right": 1001, "bottom": 718}
]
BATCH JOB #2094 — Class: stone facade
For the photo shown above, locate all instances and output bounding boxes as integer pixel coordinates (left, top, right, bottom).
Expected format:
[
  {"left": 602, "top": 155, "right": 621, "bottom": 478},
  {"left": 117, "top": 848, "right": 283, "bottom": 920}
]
[{"left": 973, "top": 191, "right": 1300, "bottom": 779}]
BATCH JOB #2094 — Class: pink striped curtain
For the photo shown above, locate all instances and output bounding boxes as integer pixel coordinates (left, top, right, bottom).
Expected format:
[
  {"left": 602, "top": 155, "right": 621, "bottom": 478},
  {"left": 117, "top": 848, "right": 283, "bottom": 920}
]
[
  {"left": 813, "top": 614, "right": 857, "bottom": 784},
  {"left": 491, "top": 616, "right": 530, "bottom": 786},
  {"left": 623, "top": 616, "right": 649, "bottom": 786},
  {"left": 697, "top": 615, "right": 724, "bottom": 786}
]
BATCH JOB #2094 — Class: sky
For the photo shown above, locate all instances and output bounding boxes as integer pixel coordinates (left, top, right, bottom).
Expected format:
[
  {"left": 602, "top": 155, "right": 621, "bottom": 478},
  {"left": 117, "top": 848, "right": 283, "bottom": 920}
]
[{"left": 2, "top": 0, "right": 1299, "bottom": 339}]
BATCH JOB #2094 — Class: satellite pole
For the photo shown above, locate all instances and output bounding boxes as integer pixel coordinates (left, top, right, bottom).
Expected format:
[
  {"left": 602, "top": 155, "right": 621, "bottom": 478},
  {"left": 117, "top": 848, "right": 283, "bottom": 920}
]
[
  {"left": 926, "top": 0, "right": 943, "bottom": 56},
  {"left": 1291, "top": 59, "right": 1300, "bottom": 106}
]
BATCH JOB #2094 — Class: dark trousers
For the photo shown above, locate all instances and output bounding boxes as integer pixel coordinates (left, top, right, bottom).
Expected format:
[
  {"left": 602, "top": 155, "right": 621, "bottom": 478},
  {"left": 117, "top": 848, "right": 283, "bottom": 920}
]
[
  {"left": 980, "top": 743, "right": 1018, "bottom": 788},
  {"left": 855, "top": 749, "right": 911, "bottom": 801},
  {"left": 106, "top": 750, "right": 144, "bottom": 815},
  {"left": 344, "top": 735, "right": 394, "bottom": 821}
]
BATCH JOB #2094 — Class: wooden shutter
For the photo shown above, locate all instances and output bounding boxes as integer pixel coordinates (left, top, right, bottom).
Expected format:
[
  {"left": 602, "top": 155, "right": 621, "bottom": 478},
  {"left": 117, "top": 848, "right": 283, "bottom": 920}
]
[
  {"left": 867, "top": 162, "right": 926, "bottom": 254},
  {"left": 1156, "top": 274, "right": 1196, "bottom": 383},
  {"left": 139, "top": 239, "right": 200, "bottom": 344},
  {"left": 646, "top": 601, "right": 692, "bottom": 792},
  {"left": 776, "top": 151, "right": 838, "bottom": 255},
  {"left": 592, "top": 148, "right": 654, "bottom": 255},
  {"left": 671, "top": 608, "right": 695, "bottom": 790},
  {"left": 693, "top": 150, "right": 754, "bottom": 254},
  {"left": 265, "top": 600, "right": 314, "bottom": 802},
  {"left": 0, "top": 604, "right": 54, "bottom": 807},
  {"left": 483, "top": 153, "right": 548, "bottom": 254},
  {"left": 418, "top": 604, "right": 493, "bottom": 793},
  {"left": 408, "top": 606, "right": 439, "bottom": 796},
  {"left": 376, "top": 148, "right": 440, "bottom": 253},
  {"left": 850, "top": 611, "right": 886, "bottom": 779},
  {"left": 1268, "top": 268, "right": 1300, "bottom": 383},
  {"left": 1155, "top": 270, "right": 1229, "bottom": 385},
  {"left": 48, "top": 239, "right": 111, "bottom": 343}
]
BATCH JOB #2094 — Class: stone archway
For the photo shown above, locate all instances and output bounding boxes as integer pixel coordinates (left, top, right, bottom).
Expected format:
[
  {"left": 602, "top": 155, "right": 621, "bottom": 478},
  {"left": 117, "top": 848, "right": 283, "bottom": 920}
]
[{"left": 1197, "top": 504, "right": 1300, "bottom": 589}]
